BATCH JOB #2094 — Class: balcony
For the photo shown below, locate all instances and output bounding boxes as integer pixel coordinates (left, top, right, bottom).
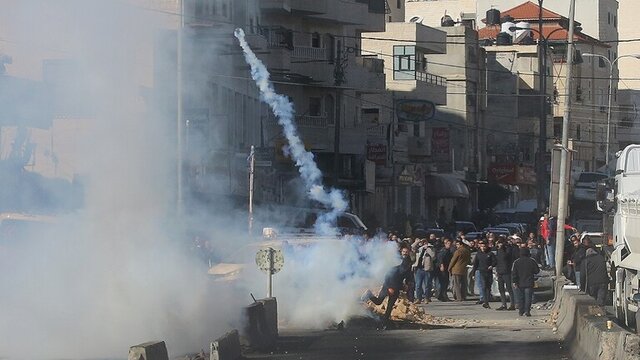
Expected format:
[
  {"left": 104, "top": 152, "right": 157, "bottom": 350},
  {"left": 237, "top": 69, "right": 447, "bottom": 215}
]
[
  {"left": 388, "top": 71, "right": 447, "bottom": 105},
  {"left": 290, "top": 0, "right": 328, "bottom": 14},
  {"left": 260, "top": 0, "right": 292, "bottom": 13},
  {"left": 292, "top": 46, "right": 327, "bottom": 60}
]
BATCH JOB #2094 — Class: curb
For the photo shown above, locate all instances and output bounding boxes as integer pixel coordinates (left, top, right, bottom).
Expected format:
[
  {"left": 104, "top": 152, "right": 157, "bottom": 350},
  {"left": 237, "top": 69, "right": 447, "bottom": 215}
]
[{"left": 552, "top": 278, "right": 640, "bottom": 360}]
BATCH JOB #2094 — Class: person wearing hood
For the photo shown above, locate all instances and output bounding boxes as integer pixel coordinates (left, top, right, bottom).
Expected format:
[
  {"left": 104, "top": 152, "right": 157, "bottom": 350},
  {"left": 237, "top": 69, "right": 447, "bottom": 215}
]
[
  {"left": 581, "top": 248, "right": 609, "bottom": 306},
  {"left": 511, "top": 247, "right": 540, "bottom": 317},
  {"left": 413, "top": 239, "right": 436, "bottom": 304}
]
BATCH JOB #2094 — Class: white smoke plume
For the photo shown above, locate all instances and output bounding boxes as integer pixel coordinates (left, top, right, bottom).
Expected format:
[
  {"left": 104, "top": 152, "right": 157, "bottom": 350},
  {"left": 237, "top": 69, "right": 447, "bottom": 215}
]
[
  {"left": 234, "top": 28, "right": 347, "bottom": 235},
  {"left": 233, "top": 28, "right": 399, "bottom": 329}
]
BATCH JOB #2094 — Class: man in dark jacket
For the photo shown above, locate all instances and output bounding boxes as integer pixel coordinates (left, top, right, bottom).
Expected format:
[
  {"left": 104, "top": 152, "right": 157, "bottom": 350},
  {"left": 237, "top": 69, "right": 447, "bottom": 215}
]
[
  {"left": 495, "top": 240, "right": 516, "bottom": 311},
  {"left": 581, "top": 248, "right": 609, "bottom": 306},
  {"left": 472, "top": 241, "right": 497, "bottom": 308},
  {"left": 569, "top": 237, "right": 587, "bottom": 290},
  {"left": 436, "top": 238, "right": 454, "bottom": 301},
  {"left": 512, "top": 247, "right": 540, "bottom": 317},
  {"left": 364, "top": 256, "right": 412, "bottom": 328}
]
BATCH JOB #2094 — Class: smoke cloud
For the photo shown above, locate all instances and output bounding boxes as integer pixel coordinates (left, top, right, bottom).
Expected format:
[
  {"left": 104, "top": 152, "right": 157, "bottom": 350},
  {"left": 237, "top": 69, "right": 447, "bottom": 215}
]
[
  {"left": 233, "top": 28, "right": 398, "bottom": 329},
  {"left": 234, "top": 28, "right": 348, "bottom": 235},
  {"left": 0, "top": 1, "right": 246, "bottom": 358}
]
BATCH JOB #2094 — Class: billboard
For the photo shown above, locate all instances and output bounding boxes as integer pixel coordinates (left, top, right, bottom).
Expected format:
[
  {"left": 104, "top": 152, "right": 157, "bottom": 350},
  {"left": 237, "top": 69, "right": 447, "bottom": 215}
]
[{"left": 396, "top": 99, "right": 436, "bottom": 122}]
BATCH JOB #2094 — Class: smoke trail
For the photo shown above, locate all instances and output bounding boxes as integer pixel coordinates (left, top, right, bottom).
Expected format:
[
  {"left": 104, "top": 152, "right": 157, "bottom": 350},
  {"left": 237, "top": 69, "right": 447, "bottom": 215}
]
[{"left": 234, "top": 28, "right": 347, "bottom": 234}]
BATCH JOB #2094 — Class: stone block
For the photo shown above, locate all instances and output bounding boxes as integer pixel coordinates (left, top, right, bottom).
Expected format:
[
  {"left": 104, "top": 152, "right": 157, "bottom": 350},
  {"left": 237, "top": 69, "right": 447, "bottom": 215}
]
[
  {"left": 128, "top": 341, "right": 168, "bottom": 360},
  {"left": 210, "top": 329, "right": 241, "bottom": 360}
]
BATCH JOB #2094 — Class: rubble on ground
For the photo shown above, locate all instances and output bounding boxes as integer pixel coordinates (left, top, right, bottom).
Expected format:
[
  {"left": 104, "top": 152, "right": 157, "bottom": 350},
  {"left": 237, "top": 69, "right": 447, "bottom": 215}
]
[{"left": 364, "top": 291, "right": 456, "bottom": 326}]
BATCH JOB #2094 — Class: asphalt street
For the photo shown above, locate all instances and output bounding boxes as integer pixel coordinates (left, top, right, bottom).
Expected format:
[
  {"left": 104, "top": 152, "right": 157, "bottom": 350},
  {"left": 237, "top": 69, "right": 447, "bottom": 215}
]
[{"left": 245, "top": 293, "right": 571, "bottom": 360}]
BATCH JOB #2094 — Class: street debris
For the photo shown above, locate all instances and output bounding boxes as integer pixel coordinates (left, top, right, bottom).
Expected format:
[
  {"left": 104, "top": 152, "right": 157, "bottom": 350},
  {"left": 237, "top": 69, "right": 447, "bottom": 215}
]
[{"left": 364, "top": 291, "right": 456, "bottom": 326}]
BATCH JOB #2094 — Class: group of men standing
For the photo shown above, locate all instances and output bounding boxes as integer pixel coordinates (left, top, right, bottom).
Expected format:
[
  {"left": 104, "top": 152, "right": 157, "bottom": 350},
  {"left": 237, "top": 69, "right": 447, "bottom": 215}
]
[{"left": 365, "top": 233, "right": 543, "bottom": 327}]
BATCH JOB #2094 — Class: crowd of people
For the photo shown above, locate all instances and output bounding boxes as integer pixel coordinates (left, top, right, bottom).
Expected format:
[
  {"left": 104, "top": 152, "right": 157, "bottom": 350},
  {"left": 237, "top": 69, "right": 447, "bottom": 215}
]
[{"left": 364, "top": 222, "right": 611, "bottom": 328}]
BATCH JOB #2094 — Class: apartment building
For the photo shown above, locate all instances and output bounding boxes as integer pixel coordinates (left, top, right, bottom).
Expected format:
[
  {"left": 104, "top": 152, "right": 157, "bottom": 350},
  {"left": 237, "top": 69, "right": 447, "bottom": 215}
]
[
  {"left": 362, "top": 21, "right": 450, "bottom": 225},
  {"left": 616, "top": 1, "right": 640, "bottom": 151},
  {"left": 478, "top": 2, "right": 611, "bottom": 175}
]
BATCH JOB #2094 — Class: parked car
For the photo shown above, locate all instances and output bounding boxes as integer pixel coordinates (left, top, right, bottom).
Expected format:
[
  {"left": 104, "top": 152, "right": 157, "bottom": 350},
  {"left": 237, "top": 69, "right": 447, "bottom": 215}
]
[
  {"left": 573, "top": 172, "right": 608, "bottom": 201},
  {"left": 482, "top": 227, "right": 512, "bottom": 237},
  {"left": 496, "top": 223, "right": 526, "bottom": 235}
]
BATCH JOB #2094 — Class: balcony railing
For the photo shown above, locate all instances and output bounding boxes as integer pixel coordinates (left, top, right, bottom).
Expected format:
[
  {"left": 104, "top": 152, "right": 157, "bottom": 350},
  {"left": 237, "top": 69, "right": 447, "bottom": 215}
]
[
  {"left": 260, "top": 26, "right": 293, "bottom": 49},
  {"left": 292, "top": 46, "right": 327, "bottom": 60},
  {"left": 415, "top": 71, "right": 447, "bottom": 86},
  {"left": 296, "top": 115, "right": 327, "bottom": 127}
]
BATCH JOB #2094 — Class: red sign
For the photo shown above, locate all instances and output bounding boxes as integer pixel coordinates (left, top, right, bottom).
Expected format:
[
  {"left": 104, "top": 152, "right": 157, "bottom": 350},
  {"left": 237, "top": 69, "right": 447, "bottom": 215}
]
[
  {"left": 489, "top": 163, "right": 518, "bottom": 184},
  {"left": 488, "top": 163, "right": 536, "bottom": 185},
  {"left": 431, "top": 128, "right": 450, "bottom": 161},
  {"left": 367, "top": 143, "right": 387, "bottom": 165}
]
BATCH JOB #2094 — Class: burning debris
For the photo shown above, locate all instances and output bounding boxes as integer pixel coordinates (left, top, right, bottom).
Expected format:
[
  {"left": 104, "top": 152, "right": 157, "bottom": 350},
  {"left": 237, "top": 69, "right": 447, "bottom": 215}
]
[{"left": 364, "top": 291, "right": 455, "bottom": 326}]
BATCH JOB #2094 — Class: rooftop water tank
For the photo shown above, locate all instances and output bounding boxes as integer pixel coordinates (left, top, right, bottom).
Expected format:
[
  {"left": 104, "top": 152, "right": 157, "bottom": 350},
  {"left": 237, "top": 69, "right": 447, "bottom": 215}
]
[
  {"left": 486, "top": 9, "right": 501, "bottom": 26},
  {"left": 514, "top": 21, "right": 531, "bottom": 43},
  {"left": 501, "top": 21, "right": 516, "bottom": 38}
]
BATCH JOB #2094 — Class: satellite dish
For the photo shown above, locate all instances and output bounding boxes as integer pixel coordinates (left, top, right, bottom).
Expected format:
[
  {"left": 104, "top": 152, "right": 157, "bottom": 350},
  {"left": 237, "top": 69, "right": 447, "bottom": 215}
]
[{"left": 409, "top": 15, "right": 424, "bottom": 24}]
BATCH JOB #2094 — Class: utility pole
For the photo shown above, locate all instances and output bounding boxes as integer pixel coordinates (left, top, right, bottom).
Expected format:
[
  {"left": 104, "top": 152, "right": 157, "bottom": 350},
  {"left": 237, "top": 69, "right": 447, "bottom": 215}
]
[
  {"left": 248, "top": 145, "right": 256, "bottom": 235},
  {"left": 176, "top": 0, "right": 184, "bottom": 216},
  {"left": 333, "top": 43, "right": 346, "bottom": 187},
  {"left": 554, "top": 0, "right": 576, "bottom": 276},
  {"left": 537, "top": 0, "right": 548, "bottom": 212}
]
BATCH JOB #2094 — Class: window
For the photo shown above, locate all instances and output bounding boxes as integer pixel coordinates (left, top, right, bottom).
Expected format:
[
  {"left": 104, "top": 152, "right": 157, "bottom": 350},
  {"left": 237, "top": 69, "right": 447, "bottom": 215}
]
[
  {"left": 608, "top": 12, "right": 611, "bottom": 25},
  {"left": 576, "top": 124, "right": 581, "bottom": 140},
  {"left": 393, "top": 45, "right": 416, "bottom": 80},
  {"left": 599, "top": 57, "right": 606, "bottom": 68},
  {"left": 222, "top": 2, "right": 228, "bottom": 17},
  {"left": 309, "top": 97, "right": 322, "bottom": 116},
  {"left": 397, "top": 0, "right": 402, "bottom": 9},
  {"left": 311, "top": 32, "right": 321, "bottom": 48},
  {"left": 614, "top": 15, "right": 618, "bottom": 28}
]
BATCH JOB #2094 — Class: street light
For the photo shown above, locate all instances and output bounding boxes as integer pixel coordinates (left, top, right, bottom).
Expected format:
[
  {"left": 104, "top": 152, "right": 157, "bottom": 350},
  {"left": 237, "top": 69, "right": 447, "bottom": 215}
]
[{"left": 582, "top": 53, "right": 640, "bottom": 166}]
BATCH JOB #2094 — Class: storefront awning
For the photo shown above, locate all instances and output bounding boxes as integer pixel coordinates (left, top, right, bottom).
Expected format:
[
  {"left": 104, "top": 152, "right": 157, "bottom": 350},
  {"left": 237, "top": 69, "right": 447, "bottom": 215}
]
[{"left": 426, "top": 174, "right": 469, "bottom": 199}]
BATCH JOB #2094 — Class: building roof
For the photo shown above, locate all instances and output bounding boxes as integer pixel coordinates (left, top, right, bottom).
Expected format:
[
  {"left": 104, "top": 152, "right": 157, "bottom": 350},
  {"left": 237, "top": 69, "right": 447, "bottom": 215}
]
[
  {"left": 478, "top": 1, "right": 608, "bottom": 48},
  {"left": 478, "top": 24, "right": 606, "bottom": 47},
  {"left": 482, "top": 1, "right": 563, "bottom": 23}
]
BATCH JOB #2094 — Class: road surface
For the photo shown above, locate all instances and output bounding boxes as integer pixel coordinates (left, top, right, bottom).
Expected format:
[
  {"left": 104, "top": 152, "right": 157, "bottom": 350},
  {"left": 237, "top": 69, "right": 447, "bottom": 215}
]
[{"left": 245, "top": 294, "right": 571, "bottom": 360}]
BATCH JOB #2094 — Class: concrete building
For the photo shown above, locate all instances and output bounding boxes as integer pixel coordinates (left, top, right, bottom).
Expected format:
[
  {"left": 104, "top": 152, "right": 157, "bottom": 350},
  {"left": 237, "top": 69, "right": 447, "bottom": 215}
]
[
  {"left": 615, "top": 0, "right": 640, "bottom": 152},
  {"left": 478, "top": 2, "right": 611, "bottom": 195},
  {"left": 362, "top": 21, "right": 450, "bottom": 226}
]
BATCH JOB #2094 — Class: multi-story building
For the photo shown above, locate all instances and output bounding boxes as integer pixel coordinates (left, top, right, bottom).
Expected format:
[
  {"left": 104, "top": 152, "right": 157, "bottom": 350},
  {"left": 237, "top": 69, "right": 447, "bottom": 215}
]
[
  {"left": 616, "top": 1, "right": 640, "bottom": 152},
  {"left": 362, "top": 21, "right": 450, "bottom": 226},
  {"left": 164, "top": 1, "right": 388, "bottom": 219},
  {"left": 478, "top": 2, "right": 611, "bottom": 195}
]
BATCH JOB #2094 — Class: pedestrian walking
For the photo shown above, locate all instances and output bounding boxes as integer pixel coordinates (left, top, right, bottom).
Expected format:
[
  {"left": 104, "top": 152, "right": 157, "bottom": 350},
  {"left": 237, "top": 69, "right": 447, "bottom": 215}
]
[
  {"left": 471, "top": 241, "right": 496, "bottom": 308},
  {"left": 512, "top": 247, "right": 540, "bottom": 317}
]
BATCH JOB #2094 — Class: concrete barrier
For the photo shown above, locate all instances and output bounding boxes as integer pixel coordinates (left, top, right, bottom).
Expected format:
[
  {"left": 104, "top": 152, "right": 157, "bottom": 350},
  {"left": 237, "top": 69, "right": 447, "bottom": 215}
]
[
  {"left": 552, "top": 278, "right": 640, "bottom": 360},
  {"left": 210, "top": 329, "right": 242, "bottom": 360},
  {"left": 243, "top": 297, "right": 278, "bottom": 351},
  {"left": 128, "top": 341, "right": 169, "bottom": 360}
]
